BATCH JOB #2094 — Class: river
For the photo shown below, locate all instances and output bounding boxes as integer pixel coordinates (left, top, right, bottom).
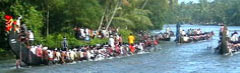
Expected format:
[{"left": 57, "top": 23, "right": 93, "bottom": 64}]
[{"left": 1, "top": 24, "right": 240, "bottom": 73}]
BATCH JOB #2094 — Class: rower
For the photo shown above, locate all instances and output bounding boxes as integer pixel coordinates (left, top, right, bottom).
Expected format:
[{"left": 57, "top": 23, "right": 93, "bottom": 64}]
[
  {"left": 231, "top": 31, "right": 238, "bottom": 44},
  {"left": 166, "top": 27, "right": 171, "bottom": 34},
  {"left": 28, "top": 30, "right": 34, "bottom": 45},
  {"left": 181, "top": 30, "right": 186, "bottom": 36},
  {"left": 108, "top": 35, "right": 115, "bottom": 49}
]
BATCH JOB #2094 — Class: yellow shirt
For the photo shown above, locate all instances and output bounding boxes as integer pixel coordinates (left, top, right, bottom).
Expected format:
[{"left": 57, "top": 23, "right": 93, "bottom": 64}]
[{"left": 128, "top": 35, "right": 135, "bottom": 44}]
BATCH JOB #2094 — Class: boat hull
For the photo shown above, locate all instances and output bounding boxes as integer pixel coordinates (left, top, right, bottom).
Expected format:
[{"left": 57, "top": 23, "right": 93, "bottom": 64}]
[{"left": 8, "top": 31, "right": 44, "bottom": 65}]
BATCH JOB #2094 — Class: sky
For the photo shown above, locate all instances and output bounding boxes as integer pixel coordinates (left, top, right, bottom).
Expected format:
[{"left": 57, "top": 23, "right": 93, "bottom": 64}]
[{"left": 178, "top": 0, "right": 214, "bottom": 3}]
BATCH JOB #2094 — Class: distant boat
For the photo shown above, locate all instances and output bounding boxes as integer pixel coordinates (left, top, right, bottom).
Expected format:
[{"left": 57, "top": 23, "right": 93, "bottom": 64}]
[
  {"left": 156, "top": 31, "right": 174, "bottom": 41},
  {"left": 218, "top": 24, "right": 224, "bottom": 26},
  {"left": 178, "top": 32, "right": 214, "bottom": 43}
]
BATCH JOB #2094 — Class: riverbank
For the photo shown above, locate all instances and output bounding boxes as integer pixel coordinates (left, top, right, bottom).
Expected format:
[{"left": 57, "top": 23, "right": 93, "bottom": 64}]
[{"left": 0, "top": 29, "right": 134, "bottom": 61}]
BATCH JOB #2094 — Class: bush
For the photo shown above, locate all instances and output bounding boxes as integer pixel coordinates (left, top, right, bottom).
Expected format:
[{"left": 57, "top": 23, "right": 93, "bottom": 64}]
[
  {"left": 0, "top": 48, "right": 5, "bottom": 53},
  {"left": 40, "top": 29, "right": 134, "bottom": 49},
  {"left": 42, "top": 33, "right": 108, "bottom": 49}
]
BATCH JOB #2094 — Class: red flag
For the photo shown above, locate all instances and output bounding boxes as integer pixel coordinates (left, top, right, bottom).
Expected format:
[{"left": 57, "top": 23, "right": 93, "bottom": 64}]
[{"left": 4, "top": 15, "right": 12, "bottom": 21}]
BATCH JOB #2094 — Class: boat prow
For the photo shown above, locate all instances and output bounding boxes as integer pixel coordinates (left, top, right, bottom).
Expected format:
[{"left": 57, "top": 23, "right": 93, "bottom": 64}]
[{"left": 8, "top": 31, "right": 44, "bottom": 65}]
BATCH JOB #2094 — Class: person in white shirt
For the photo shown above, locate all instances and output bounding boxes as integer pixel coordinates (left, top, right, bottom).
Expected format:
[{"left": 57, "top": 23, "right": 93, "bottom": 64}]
[
  {"left": 30, "top": 46, "right": 37, "bottom": 54},
  {"left": 48, "top": 50, "right": 53, "bottom": 60},
  {"left": 108, "top": 35, "right": 115, "bottom": 49},
  {"left": 231, "top": 32, "right": 238, "bottom": 42},
  {"left": 80, "top": 28, "right": 85, "bottom": 38},
  {"left": 166, "top": 27, "right": 171, "bottom": 34},
  {"left": 181, "top": 30, "right": 186, "bottom": 36},
  {"left": 102, "top": 29, "right": 107, "bottom": 38},
  {"left": 28, "top": 30, "right": 34, "bottom": 45},
  {"left": 85, "top": 28, "right": 89, "bottom": 36}
]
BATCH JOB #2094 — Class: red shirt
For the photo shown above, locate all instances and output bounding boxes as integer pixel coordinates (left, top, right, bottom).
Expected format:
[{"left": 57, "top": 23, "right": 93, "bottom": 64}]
[{"left": 129, "top": 45, "right": 135, "bottom": 53}]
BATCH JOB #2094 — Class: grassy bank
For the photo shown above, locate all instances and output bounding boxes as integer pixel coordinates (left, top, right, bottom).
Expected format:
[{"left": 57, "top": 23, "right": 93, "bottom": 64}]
[
  {"left": 0, "top": 29, "right": 134, "bottom": 60},
  {"left": 41, "top": 29, "right": 133, "bottom": 49}
]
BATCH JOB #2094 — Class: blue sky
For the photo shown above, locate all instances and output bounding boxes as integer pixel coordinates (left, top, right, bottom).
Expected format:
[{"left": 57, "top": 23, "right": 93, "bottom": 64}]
[{"left": 178, "top": 0, "right": 214, "bottom": 3}]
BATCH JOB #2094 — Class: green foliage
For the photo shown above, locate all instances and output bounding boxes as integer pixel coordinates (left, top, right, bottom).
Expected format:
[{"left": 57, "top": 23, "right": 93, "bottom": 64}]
[
  {"left": 174, "top": 0, "right": 240, "bottom": 25},
  {"left": 112, "top": 5, "right": 153, "bottom": 31},
  {"left": 0, "top": 12, "right": 9, "bottom": 50},
  {"left": 63, "top": 0, "right": 103, "bottom": 29},
  {"left": 24, "top": 7, "right": 44, "bottom": 44},
  {"left": 0, "top": 48, "right": 5, "bottom": 53},
  {"left": 119, "top": 29, "right": 132, "bottom": 43},
  {"left": 0, "top": 0, "right": 170, "bottom": 51},
  {"left": 145, "top": 0, "right": 169, "bottom": 29},
  {"left": 43, "top": 33, "right": 108, "bottom": 49}
]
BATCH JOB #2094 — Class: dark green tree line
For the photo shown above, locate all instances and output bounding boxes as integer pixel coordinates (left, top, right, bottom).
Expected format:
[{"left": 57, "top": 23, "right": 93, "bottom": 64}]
[
  {"left": 173, "top": 0, "right": 240, "bottom": 25},
  {"left": 0, "top": 0, "right": 170, "bottom": 50}
]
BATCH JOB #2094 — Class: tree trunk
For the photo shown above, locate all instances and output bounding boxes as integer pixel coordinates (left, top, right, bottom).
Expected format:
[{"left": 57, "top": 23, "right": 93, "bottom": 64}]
[
  {"left": 98, "top": 8, "right": 107, "bottom": 31},
  {"left": 141, "top": 0, "right": 149, "bottom": 9},
  {"left": 106, "top": 0, "right": 120, "bottom": 30},
  {"left": 46, "top": 10, "right": 49, "bottom": 36}
]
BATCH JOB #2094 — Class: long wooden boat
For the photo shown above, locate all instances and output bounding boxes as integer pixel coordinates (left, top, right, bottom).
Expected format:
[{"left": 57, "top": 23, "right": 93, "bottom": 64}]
[
  {"left": 156, "top": 31, "right": 174, "bottom": 41},
  {"left": 8, "top": 29, "right": 161, "bottom": 66},
  {"left": 178, "top": 32, "right": 214, "bottom": 43}
]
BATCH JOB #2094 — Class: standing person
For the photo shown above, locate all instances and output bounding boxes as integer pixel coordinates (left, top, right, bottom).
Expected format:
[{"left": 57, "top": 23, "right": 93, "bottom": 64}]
[
  {"left": 101, "top": 27, "right": 107, "bottom": 38},
  {"left": 80, "top": 27, "right": 85, "bottom": 39},
  {"left": 85, "top": 28, "right": 89, "bottom": 36},
  {"left": 175, "top": 23, "right": 181, "bottom": 42},
  {"left": 231, "top": 31, "right": 238, "bottom": 43},
  {"left": 129, "top": 44, "right": 135, "bottom": 54},
  {"left": 28, "top": 30, "right": 34, "bottom": 45},
  {"left": 128, "top": 33, "right": 135, "bottom": 45},
  {"left": 108, "top": 35, "right": 115, "bottom": 49},
  {"left": 118, "top": 34, "right": 123, "bottom": 46},
  {"left": 62, "top": 37, "right": 68, "bottom": 51}
]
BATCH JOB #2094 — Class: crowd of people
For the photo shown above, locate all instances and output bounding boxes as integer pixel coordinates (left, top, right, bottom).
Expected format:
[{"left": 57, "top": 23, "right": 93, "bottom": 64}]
[
  {"left": 227, "top": 31, "right": 240, "bottom": 52},
  {"left": 73, "top": 27, "right": 119, "bottom": 40},
  {"left": 180, "top": 28, "right": 214, "bottom": 42},
  {"left": 220, "top": 25, "right": 240, "bottom": 53},
  {"left": 8, "top": 16, "right": 160, "bottom": 66},
  {"left": 217, "top": 25, "right": 240, "bottom": 53},
  {"left": 28, "top": 32, "right": 160, "bottom": 65}
]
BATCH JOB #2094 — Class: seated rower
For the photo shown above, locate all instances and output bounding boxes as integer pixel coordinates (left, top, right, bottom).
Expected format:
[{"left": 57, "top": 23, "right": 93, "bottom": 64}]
[
  {"left": 230, "top": 31, "right": 238, "bottom": 44},
  {"left": 181, "top": 30, "right": 186, "bottom": 36},
  {"left": 183, "top": 36, "right": 189, "bottom": 42}
]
